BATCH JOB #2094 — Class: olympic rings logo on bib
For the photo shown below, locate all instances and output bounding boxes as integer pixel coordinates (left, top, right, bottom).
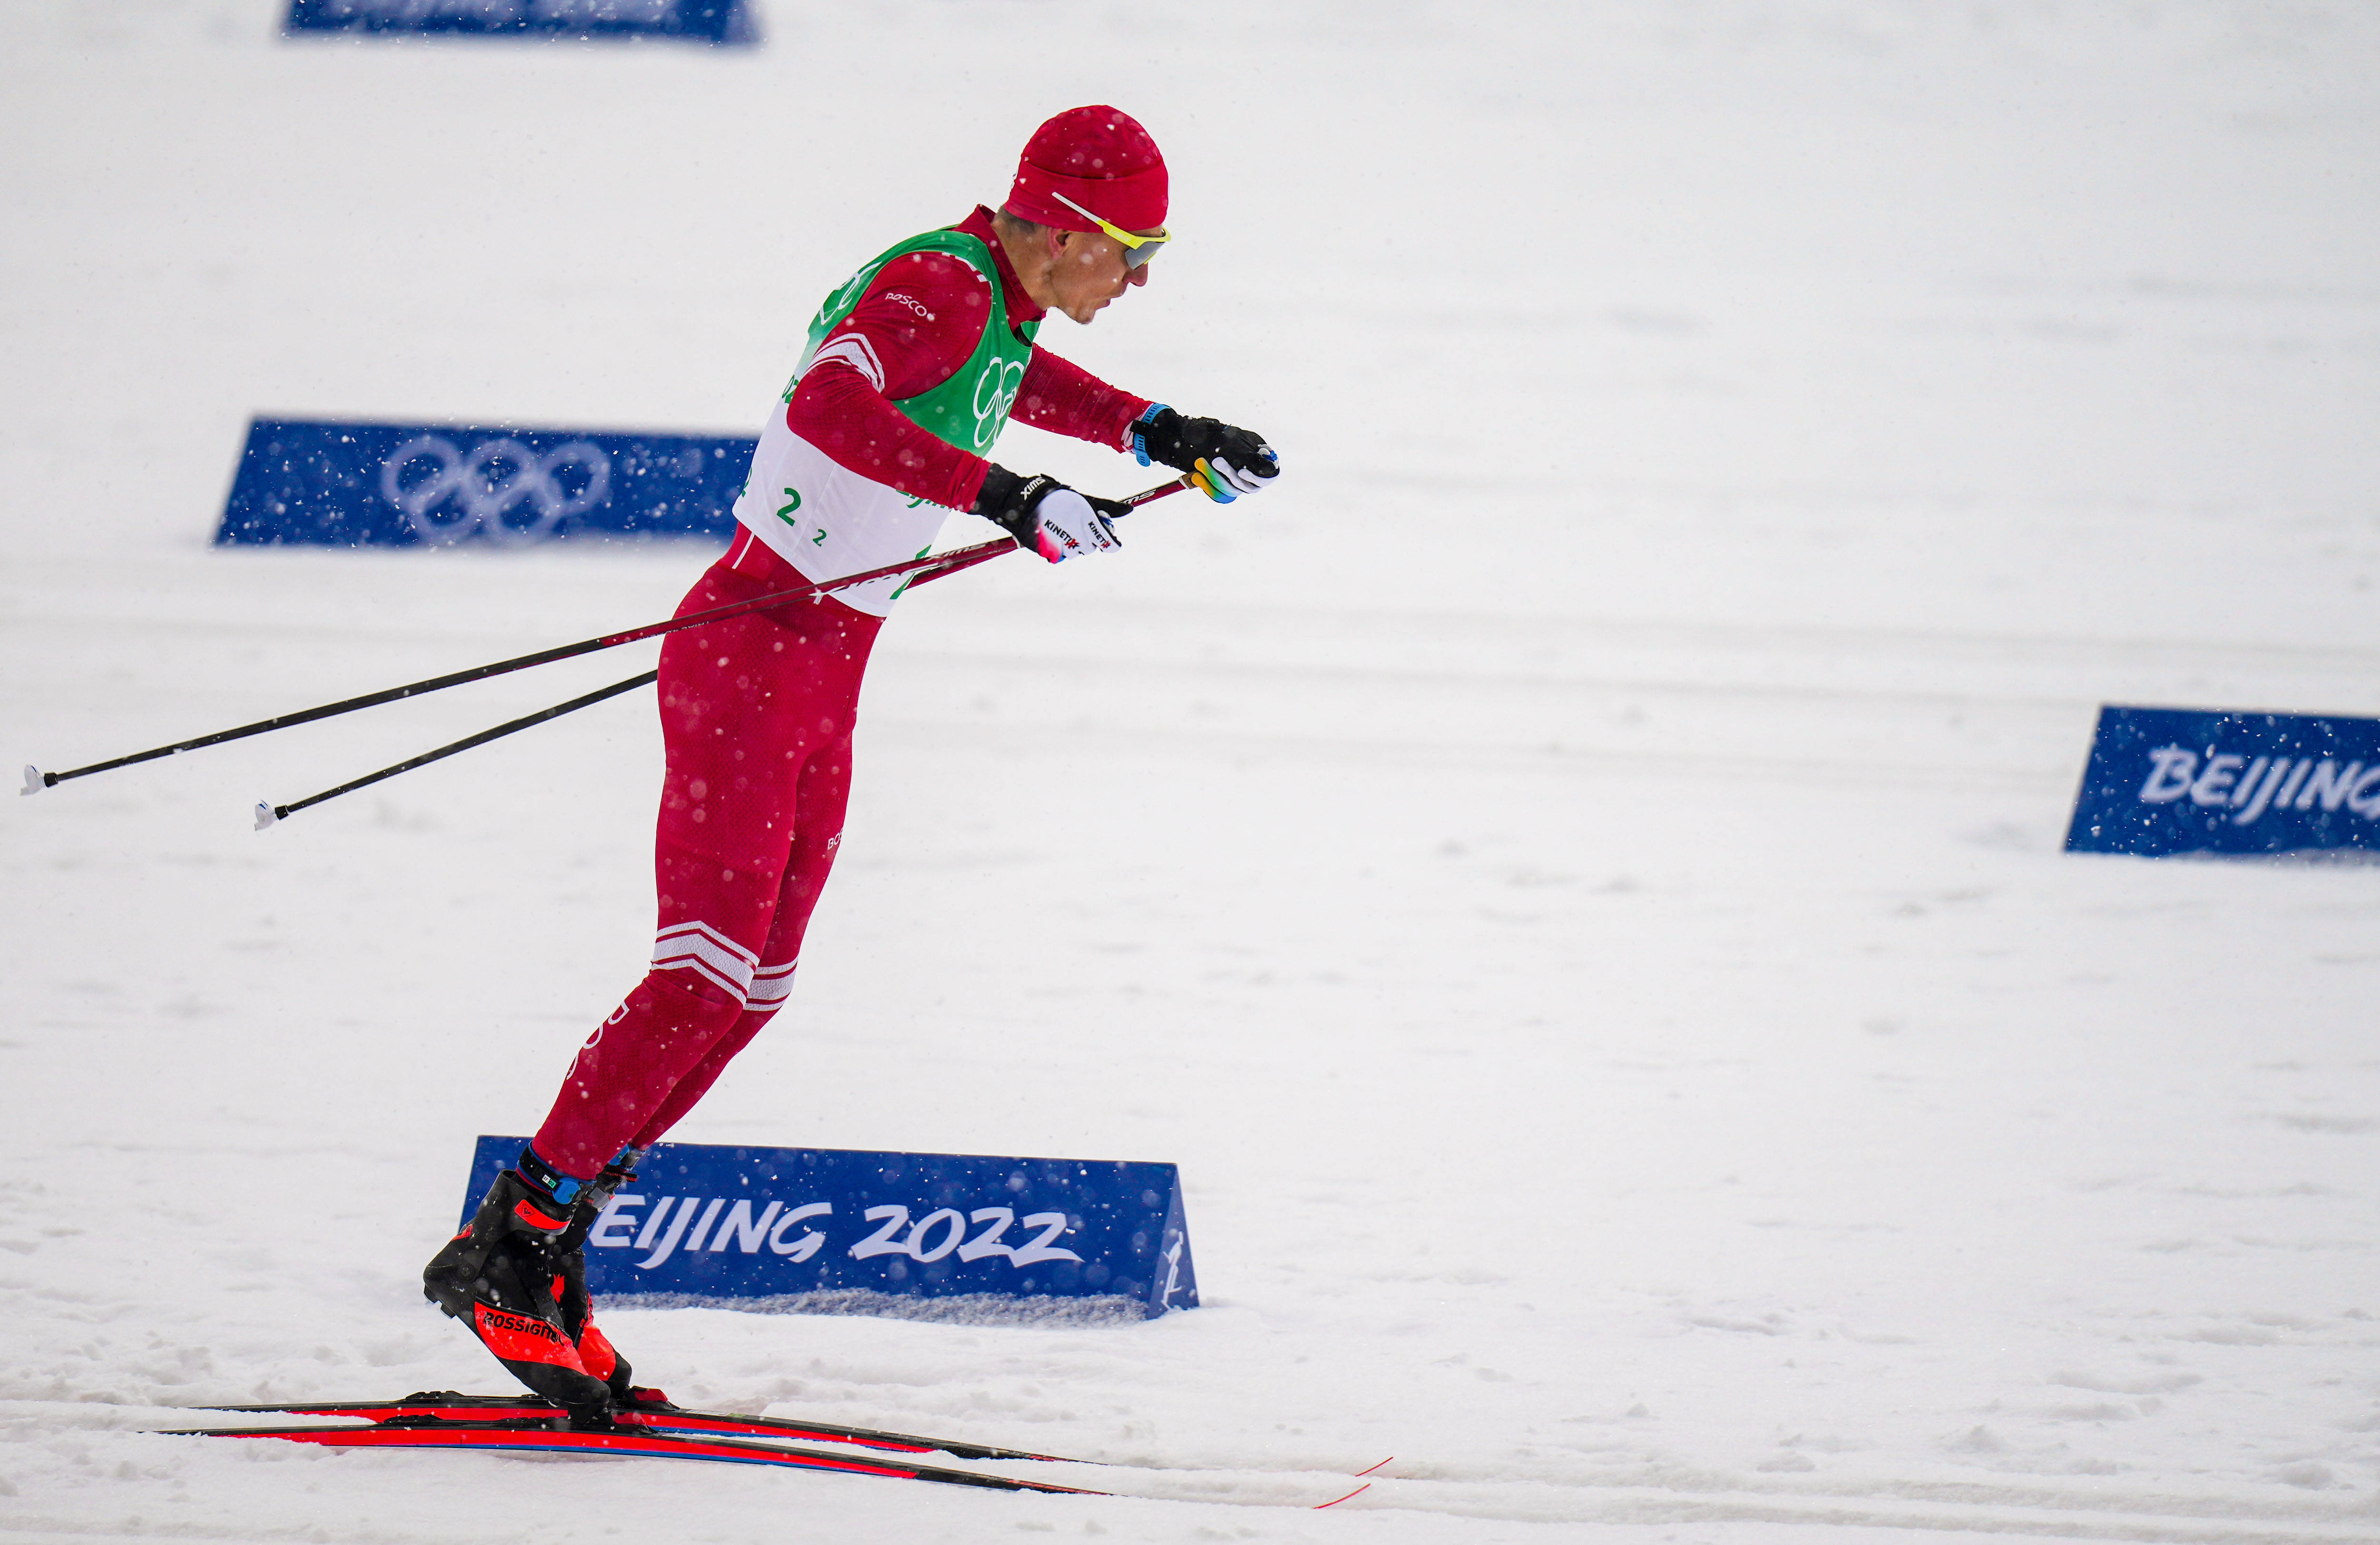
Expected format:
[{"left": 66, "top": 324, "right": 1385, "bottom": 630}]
[
  {"left": 379, "top": 435, "right": 613, "bottom": 545},
  {"left": 970, "top": 358, "right": 1026, "bottom": 451}
]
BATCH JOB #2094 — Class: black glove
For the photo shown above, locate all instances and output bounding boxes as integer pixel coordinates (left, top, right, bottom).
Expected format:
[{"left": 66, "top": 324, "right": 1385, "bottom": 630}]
[
  {"left": 1129, "top": 406, "right": 1280, "bottom": 502},
  {"left": 973, "top": 466, "right": 1128, "bottom": 564}
]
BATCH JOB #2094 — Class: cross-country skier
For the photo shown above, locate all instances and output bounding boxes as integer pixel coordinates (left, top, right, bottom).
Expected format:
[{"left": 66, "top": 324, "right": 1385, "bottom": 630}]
[{"left": 422, "top": 106, "right": 1278, "bottom": 1423}]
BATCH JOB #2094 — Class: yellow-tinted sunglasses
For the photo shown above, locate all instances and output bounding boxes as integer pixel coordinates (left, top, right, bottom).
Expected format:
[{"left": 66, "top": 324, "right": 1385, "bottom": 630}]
[{"left": 1051, "top": 191, "right": 1170, "bottom": 270}]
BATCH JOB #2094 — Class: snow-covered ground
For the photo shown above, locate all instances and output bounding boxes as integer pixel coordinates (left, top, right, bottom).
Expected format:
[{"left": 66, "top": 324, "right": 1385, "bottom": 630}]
[{"left": 7, "top": 2, "right": 2380, "bottom": 1540}]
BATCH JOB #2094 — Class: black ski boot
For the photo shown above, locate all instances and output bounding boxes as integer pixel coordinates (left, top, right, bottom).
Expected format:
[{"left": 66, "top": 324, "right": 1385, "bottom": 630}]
[
  {"left": 423, "top": 1167, "right": 614, "bottom": 1424},
  {"left": 551, "top": 1151, "right": 645, "bottom": 1407}
]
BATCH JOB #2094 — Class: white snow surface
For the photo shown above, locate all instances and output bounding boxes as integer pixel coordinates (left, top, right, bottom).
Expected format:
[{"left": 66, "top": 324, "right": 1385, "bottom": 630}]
[{"left": 7, "top": 2, "right": 2380, "bottom": 1541}]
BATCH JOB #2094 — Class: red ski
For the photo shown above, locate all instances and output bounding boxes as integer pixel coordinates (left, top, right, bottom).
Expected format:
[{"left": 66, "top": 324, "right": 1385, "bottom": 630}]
[
  {"left": 165, "top": 1413, "right": 1099, "bottom": 1495},
  {"left": 198, "top": 1389, "right": 1065, "bottom": 1462},
  {"left": 178, "top": 1391, "right": 1392, "bottom": 1505}
]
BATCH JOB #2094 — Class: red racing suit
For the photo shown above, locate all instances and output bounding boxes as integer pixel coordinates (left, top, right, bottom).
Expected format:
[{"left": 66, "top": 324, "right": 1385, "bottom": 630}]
[{"left": 530, "top": 209, "right": 1150, "bottom": 1176}]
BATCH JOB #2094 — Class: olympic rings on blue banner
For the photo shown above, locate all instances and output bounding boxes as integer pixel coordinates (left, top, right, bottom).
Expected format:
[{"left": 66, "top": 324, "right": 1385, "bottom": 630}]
[{"left": 379, "top": 435, "right": 613, "bottom": 545}]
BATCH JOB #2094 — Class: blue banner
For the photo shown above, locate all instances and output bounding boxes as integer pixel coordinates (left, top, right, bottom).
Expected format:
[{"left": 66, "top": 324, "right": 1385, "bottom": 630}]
[
  {"left": 217, "top": 419, "right": 752, "bottom": 548},
  {"left": 459, "top": 1137, "right": 1199, "bottom": 1321},
  {"left": 286, "top": 0, "right": 756, "bottom": 42},
  {"left": 2065, "top": 705, "right": 2380, "bottom": 858}
]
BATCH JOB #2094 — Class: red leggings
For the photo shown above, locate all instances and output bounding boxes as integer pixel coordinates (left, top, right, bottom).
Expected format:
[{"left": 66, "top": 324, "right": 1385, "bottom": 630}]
[{"left": 531, "top": 536, "right": 882, "bottom": 1178}]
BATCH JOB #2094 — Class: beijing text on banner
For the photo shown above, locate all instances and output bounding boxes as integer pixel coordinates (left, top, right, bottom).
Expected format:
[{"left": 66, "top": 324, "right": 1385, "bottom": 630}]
[
  {"left": 460, "top": 1137, "right": 1199, "bottom": 1320},
  {"left": 2065, "top": 704, "right": 2380, "bottom": 858},
  {"left": 217, "top": 419, "right": 752, "bottom": 548},
  {"left": 285, "top": 0, "right": 756, "bottom": 43}
]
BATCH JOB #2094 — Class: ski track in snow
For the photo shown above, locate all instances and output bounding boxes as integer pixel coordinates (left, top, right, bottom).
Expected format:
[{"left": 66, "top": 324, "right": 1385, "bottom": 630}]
[{"left": 7, "top": 1, "right": 2380, "bottom": 1541}]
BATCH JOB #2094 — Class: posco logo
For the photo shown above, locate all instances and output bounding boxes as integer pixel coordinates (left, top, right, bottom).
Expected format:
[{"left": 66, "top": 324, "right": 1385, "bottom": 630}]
[
  {"left": 2137, "top": 748, "right": 2380, "bottom": 826},
  {"left": 379, "top": 435, "right": 611, "bottom": 545}
]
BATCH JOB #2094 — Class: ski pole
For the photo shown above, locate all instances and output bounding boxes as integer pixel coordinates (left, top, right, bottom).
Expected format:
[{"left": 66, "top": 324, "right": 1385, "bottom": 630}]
[
  {"left": 20, "top": 538, "right": 1008, "bottom": 799},
  {"left": 238, "top": 477, "right": 1191, "bottom": 827},
  {"left": 1117, "top": 476, "right": 1190, "bottom": 512},
  {"left": 253, "top": 670, "right": 659, "bottom": 830},
  {"left": 248, "top": 547, "right": 993, "bottom": 829},
  {"left": 25, "top": 475, "right": 1188, "bottom": 800}
]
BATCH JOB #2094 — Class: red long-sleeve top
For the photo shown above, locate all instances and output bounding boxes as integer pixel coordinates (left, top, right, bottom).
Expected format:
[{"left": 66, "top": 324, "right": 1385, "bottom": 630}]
[{"left": 786, "top": 206, "right": 1151, "bottom": 513}]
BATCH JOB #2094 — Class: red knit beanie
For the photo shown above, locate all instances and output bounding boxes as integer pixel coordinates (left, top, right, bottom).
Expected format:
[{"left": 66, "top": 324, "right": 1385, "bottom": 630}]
[{"left": 1003, "top": 106, "right": 1168, "bottom": 235}]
